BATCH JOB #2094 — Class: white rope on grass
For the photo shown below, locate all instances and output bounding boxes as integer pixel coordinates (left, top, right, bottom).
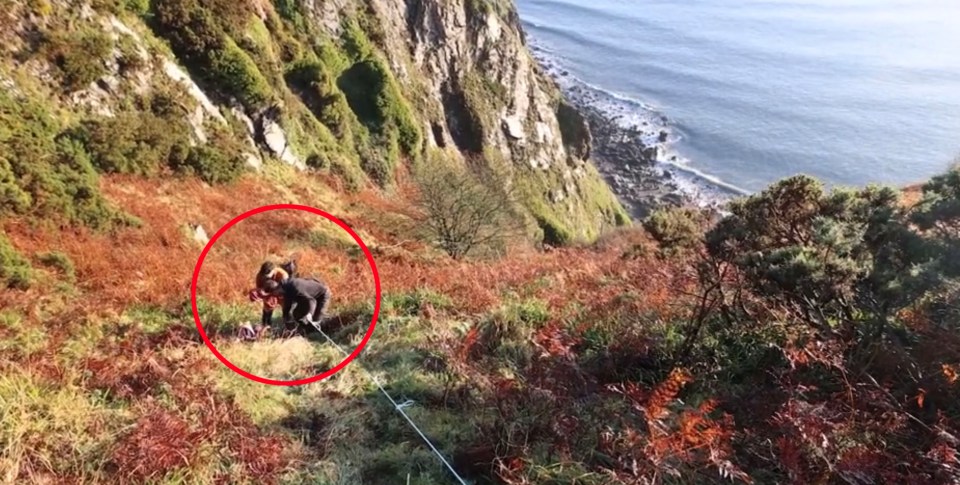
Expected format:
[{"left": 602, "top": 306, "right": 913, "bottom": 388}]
[{"left": 306, "top": 319, "right": 470, "bottom": 485}]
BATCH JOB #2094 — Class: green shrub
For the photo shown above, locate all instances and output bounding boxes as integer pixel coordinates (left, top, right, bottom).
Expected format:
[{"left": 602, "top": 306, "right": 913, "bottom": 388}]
[
  {"left": 75, "top": 96, "right": 245, "bottom": 185},
  {"left": 171, "top": 144, "right": 246, "bottom": 184},
  {"left": 78, "top": 111, "right": 193, "bottom": 176},
  {"left": 153, "top": 0, "right": 270, "bottom": 109},
  {"left": 707, "top": 175, "right": 929, "bottom": 337},
  {"left": 338, "top": 59, "right": 422, "bottom": 157},
  {"left": 643, "top": 206, "right": 704, "bottom": 256},
  {"left": 207, "top": 38, "right": 274, "bottom": 111},
  {"left": 204, "top": 0, "right": 256, "bottom": 39},
  {"left": 340, "top": 16, "right": 374, "bottom": 61},
  {"left": 0, "top": 234, "right": 32, "bottom": 289},
  {"left": 536, "top": 213, "right": 574, "bottom": 247},
  {"left": 152, "top": 0, "right": 227, "bottom": 59},
  {"left": 273, "top": 0, "right": 306, "bottom": 31},
  {"left": 359, "top": 133, "right": 399, "bottom": 186},
  {"left": 42, "top": 29, "right": 114, "bottom": 92},
  {"left": 116, "top": 35, "right": 147, "bottom": 74},
  {"left": 278, "top": 98, "right": 343, "bottom": 164},
  {"left": 0, "top": 157, "right": 31, "bottom": 213},
  {"left": 286, "top": 58, "right": 360, "bottom": 143},
  {"left": 124, "top": 0, "right": 150, "bottom": 15},
  {"left": 0, "top": 90, "right": 127, "bottom": 229},
  {"left": 37, "top": 251, "right": 76, "bottom": 282}
]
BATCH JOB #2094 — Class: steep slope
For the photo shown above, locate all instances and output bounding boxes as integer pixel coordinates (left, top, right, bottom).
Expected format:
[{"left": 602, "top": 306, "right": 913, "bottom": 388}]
[
  {"left": 0, "top": 0, "right": 627, "bottom": 243},
  {"left": 5, "top": 2, "right": 960, "bottom": 485}
]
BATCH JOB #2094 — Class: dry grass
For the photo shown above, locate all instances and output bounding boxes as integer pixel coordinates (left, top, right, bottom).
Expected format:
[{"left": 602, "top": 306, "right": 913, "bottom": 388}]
[{"left": 0, "top": 163, "right": 703, "bottom": 483}]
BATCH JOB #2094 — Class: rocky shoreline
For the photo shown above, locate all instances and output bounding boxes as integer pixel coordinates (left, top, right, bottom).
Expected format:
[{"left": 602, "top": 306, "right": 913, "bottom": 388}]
[
  {"left": 567, "top": 95, "right": 689, "bottom": 220},
  {"left": 530, "top": 43, "right": 730, "bottom": 220}
]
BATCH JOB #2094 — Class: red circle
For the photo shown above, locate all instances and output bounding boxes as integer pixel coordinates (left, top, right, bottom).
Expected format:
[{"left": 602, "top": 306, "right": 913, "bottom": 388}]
[{"left": 191, "top": 204, "right": 381, "bottom": 386}]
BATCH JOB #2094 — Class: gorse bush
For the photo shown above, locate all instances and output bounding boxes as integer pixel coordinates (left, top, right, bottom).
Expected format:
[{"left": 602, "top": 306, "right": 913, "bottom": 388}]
[
  {"left": 705, "top": 175, "right": 936, "bottom": 338},
  {"left": 73, "top": 90, "right": 247, "bottom": 184},
  {"left": 0, "top": 90, "right": 126, "bottom": 229},
  {"left": 42, "top": 28, "right": 114, "bottom": 92},
  {"left": 644, "top": 206, "right": 704, "bottom": 256},
  {"left": 168, "top": 142, "right": 246, "bottom": 185},
  {"left": 77, "top": 112, "right": 193, "bottom": 176},
  {"left": 207, "top": 38, "right": 274, "bottom": 110}
]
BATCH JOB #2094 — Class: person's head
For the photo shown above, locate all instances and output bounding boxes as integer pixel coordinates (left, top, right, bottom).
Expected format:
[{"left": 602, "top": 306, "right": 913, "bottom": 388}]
[
  {"left": 258, "top": 261, "right": 276, "bottom": 277},
  {"left": 262, "top": 279, "right": 282, "bottom": 296}
]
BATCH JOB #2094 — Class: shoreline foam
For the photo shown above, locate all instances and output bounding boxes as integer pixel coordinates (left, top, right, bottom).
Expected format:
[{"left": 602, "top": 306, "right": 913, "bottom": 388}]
[{"left": 528, "top": 39, "right": 750, "bottom": 218}]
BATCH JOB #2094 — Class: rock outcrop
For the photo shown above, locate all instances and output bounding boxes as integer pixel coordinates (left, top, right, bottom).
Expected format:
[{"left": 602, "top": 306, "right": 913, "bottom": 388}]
[{"left": 0, "top": 0, "right": 628, "bottom": 243}]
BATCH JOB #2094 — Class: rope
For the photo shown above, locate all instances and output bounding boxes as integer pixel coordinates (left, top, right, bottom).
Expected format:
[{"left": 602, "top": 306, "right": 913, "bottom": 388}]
[{"left": 306, "top": 319, "right": 470, "bottom": 485}]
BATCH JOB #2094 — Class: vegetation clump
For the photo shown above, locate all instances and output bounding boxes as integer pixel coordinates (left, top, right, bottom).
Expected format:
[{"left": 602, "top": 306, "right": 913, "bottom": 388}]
[
  {"left": 415, "top": 158, "right": 525, "bottom": 259},
  {"left": 0, "top": 234, "right": 32, "bottom": 289},
  {"left": 0, "top": 89, "right": 126, "bottom": 228},
  {"left": 42, "top": 28, "right": 114, "bottom": 92}
]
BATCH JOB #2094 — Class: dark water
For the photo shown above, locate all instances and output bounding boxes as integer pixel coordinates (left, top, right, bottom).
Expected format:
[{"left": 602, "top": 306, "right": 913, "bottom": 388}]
[{"left": 517, "top": 0, "right": 960, "bottom": 198}]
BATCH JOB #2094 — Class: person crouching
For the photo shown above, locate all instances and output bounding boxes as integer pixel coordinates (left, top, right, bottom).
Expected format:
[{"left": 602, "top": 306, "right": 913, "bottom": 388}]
[{"left": 262, "top": 276, "right": 332, "bottom": 332}]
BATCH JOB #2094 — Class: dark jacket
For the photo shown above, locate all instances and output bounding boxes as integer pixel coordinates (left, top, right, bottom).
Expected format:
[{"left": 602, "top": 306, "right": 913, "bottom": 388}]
[{"left": 280, "top": 277, "right": 331, "bottom": 324}]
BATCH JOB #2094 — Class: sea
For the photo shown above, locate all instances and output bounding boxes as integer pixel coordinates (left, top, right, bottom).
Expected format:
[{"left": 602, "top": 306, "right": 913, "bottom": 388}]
[{"left": 515, "top": 0, "right": 960, "bottom": 202}]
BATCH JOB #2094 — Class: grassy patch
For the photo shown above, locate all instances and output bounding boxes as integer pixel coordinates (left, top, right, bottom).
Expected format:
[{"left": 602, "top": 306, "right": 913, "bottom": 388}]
[
  {"left": 0, "top": 370, "right": 122, "bottom": 481},
  {"left": 0, "top": 234, "right": 32, "bottom": 289},
  {"left": 383, "top": 290, "right": 454, "bottom": 317},
  {"left": 285, "top": 57, "right": 367, "bottom": 157},
  {"left": 215, "top": 337, "right": 330, "bottom": 385},
  {"left": 472, "top": 298, "right": 550, "bottom": 370},
  {"left": 515, "top": 162, "right": 629, "bottom": 246},
  {"left": 37, "top": 251, "right": 76, "bottom": 282},
  {"left": 122, "top": 305, "right": 178, "bottom": 335},
  {"left": 0, "top": 311, "right": 47, "bottom": 358},
  {"left": 190, "top": 297, "right": 252, "bottom": 338}
]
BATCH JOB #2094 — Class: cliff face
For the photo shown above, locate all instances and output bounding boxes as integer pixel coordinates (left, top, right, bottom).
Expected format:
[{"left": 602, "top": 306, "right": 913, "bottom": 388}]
[{"left": 0, "top": 0, "right": 627, "bottom": 241}]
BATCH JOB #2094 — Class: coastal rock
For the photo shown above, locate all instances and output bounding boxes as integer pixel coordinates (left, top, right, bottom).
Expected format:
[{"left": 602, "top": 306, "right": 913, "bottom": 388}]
[
  {"left": 262, "top": 119, "right": 305, "bottom": 169},
  {"left": 556, "top": 100, "right": 591, "bottom": 160},
  {"left": 535, "top": 122, "right": 553, "bottom": 144},
  {"left": 231, "top": 107, "right": 257, "bottom": 136},
  {"left": 189, "top": 105, "right": 208, "bottom": 143},
  {"left": 502, "top": 115, "right": 526, "bottom": 140},
  {"left": 642, "top": 146, "right": 660, "bottom": 161},
  {"left": 662, "top": 193, "right": 685, "bottom": 207},
  {"left": 243, "top": 152, "right": 263, "bottom": 170},
  {"left": 161, "top": 59, "right": 225, "bottom": 124}
]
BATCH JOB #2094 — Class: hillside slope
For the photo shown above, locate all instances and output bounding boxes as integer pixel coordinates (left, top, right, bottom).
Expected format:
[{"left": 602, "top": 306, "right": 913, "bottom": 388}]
[
  {"left": 0, "top": 0, "right": 627, "bottom": 243},
  {"left": 3, "top": 1, "right": 960, "bottom": 485}
]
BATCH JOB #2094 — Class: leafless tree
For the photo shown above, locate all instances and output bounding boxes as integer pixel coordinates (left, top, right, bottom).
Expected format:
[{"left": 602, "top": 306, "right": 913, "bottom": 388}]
[{"left": 415, "top": 162, "right": 525, "bottom": 260}]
